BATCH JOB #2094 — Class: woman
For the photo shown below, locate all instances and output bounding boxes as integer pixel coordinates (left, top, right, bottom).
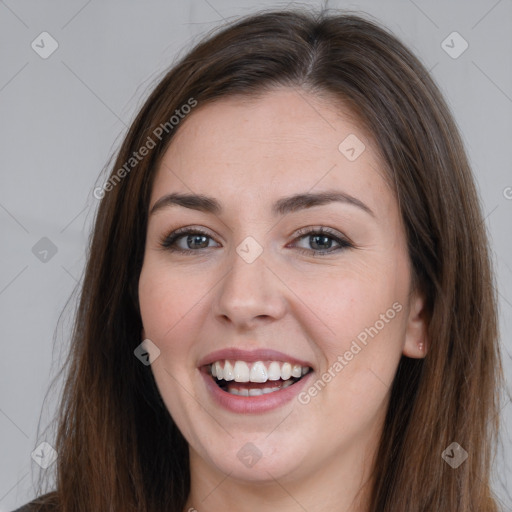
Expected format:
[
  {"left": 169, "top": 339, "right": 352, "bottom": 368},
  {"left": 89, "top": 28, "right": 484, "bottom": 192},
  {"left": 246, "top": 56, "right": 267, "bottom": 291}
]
[{"left": 14, "top": 7, "right": 505, "bottom": 512}]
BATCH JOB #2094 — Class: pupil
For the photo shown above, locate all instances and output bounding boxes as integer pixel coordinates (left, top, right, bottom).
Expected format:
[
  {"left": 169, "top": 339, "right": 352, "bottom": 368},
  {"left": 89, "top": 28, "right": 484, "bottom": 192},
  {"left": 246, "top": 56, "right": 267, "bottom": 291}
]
[
  {"left": 188, "top": 234, "right": 208, "bottom": 249},
  {"left": 311, "top": 235, "right": 331, "bottom": 250}
]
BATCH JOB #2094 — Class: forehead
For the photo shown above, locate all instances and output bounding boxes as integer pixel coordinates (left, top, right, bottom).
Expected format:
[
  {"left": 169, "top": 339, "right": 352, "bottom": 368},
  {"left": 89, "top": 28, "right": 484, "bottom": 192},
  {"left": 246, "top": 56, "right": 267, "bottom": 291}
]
[{"left": 151, "top": 88, "right": 394, "bottom": 217}]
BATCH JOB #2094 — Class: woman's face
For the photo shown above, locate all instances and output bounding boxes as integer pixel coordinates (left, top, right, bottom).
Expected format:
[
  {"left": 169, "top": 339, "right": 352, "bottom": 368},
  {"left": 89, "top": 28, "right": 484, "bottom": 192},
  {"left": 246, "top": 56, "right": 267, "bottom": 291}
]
[{"left": 138, "top": 87, "right": 426, "bottom": 487}]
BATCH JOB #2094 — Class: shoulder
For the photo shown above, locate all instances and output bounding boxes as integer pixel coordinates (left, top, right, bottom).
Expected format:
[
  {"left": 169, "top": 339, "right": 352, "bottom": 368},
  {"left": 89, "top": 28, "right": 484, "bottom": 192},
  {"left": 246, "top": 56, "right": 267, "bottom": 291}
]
[
  {"left": 10, "top": 493, "right": 59, "bottom": 512},
  {"left": 11, "top": 504, "right": 36, "bottom": 512}
]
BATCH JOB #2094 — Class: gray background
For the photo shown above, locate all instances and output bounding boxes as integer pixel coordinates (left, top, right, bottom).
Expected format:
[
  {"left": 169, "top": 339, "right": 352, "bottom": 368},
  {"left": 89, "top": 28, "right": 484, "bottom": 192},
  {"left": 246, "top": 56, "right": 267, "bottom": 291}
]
[{"left": 1, "top": 0, "right": 511, "bottom": 510}]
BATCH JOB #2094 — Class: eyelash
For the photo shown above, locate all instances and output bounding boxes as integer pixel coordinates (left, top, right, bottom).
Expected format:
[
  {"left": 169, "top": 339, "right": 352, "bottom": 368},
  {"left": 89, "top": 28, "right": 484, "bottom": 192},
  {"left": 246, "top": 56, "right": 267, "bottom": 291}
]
[{"left": 159, "top": 226, "right": 353, "bottom": 256}]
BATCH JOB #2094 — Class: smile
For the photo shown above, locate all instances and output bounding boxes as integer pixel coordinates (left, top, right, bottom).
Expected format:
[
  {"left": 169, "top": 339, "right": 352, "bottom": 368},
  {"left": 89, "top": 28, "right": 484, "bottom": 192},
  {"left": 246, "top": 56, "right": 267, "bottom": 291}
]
[
  {"left": 209, "top": 360, "right": 311, "bottom": 396},
  {"left": 198, "top": 348, "right": 314, "bottom": 413}
]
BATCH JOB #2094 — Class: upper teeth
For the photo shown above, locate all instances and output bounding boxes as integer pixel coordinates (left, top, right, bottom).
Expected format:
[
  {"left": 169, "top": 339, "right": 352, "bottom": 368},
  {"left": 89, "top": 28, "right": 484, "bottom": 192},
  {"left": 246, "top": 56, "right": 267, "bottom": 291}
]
[{"left": 210, "top": 360, "right": 310, "bottom": 383}]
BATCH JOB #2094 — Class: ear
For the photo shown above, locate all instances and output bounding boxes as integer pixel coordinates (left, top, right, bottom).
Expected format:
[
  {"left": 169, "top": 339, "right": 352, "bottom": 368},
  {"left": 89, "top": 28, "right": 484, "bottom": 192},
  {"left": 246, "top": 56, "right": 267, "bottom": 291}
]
[
  {"left": 141, "top": 327, "right": 146, "bottom": 340},
  {"left": 402, "top": 289, "right": 428, "bottom": 359}
]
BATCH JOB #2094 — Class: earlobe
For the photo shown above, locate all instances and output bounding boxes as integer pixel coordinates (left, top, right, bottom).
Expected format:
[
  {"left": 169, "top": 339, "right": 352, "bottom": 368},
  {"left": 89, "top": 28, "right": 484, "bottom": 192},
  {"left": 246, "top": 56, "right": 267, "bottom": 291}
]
[{"left": 402, "top": 291, "right": 428, "bottom": 359}]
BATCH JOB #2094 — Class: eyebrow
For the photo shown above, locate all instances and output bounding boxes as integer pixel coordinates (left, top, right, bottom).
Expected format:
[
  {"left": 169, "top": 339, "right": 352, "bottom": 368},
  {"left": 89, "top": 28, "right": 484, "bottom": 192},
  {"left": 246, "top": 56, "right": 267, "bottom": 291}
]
[{"left": 149, "top": 190, "right": 375, "bottom": 218}]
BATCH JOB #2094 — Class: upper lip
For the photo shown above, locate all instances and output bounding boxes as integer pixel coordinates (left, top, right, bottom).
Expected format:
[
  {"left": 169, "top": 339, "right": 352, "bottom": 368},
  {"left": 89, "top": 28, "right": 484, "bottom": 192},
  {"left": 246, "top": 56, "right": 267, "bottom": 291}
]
[{"left": 198, "top": 348, "right": 313, "bottom": 369}]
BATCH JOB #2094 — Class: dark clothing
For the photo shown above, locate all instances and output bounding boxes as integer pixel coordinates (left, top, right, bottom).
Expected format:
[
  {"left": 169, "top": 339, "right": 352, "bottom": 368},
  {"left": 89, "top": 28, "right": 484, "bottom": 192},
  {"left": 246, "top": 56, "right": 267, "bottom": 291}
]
[
  {"left": 11, "top": 494, "right": 55, "bottom": 512},
  {"left": 11, "top": 505, "right": 35, "bottom": 512}
]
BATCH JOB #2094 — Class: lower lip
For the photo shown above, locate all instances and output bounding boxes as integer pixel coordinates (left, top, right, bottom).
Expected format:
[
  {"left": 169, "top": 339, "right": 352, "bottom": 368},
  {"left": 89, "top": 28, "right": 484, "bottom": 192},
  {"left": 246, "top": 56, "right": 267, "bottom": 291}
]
[{"left": 200, "top": 369, "right": 314, "bottom": 414}]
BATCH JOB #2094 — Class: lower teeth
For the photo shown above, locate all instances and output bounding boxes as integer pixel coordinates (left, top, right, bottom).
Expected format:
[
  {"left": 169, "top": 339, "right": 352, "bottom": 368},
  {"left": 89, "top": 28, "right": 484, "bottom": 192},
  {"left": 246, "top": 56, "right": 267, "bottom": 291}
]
[{"left": 216, "top": 377, "right": 299, "bottom": 396}]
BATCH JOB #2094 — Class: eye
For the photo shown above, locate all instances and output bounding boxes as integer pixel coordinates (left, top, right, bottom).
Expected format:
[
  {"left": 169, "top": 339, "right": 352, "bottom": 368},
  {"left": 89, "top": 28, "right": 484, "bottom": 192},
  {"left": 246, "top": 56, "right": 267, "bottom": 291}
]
[
  {"left": 159, "top": 227, "right": 219, "bottom": 255},
  {"left": 159, "top": 226, "right": 353, "bottom": 256},
  {"left": 289, "top": 226, "right": 353, "bottom": 256}
]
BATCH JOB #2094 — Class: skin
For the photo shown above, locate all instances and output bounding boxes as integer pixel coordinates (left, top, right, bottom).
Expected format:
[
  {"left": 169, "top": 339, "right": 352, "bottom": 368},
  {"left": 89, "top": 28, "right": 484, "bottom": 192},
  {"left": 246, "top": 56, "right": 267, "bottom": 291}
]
[{"left": 138, "top": 87, "right": 428, "bottom": 512}]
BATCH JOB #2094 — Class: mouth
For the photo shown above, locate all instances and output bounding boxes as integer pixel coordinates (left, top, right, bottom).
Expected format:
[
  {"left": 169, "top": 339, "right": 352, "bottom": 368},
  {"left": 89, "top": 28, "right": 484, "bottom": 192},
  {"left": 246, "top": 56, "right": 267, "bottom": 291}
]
[{"left": 204, "top": 359, "right": 312, "bottom": 396}]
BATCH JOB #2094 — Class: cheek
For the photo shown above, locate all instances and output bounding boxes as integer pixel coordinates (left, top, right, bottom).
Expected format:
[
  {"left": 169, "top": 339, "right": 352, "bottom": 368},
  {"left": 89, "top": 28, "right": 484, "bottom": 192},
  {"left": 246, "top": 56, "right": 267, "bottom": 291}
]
[
  {"left": 291, "top": 259, "right": 408, "bottom": 354},
  {"left": 138, "top": 261, "right": 205, "bottom": 344},
  {"left": 138, "top": 264, "right": 207, "bottom": 437},
  {"left": 290, "top": 258, "right": 409, "bottom": 421},
  {"left": 297, "top": 292, "right": 406, "bottom": 443},
  {"left": 137, "top": 264, "right": 204, "bottom": 387}
]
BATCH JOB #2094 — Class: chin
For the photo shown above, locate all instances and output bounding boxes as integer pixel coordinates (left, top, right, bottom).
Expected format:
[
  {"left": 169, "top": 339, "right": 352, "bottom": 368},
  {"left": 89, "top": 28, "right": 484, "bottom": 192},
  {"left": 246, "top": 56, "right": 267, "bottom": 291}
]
[{"left": 195, "top": 432, "right": 311, "bottom": 483}]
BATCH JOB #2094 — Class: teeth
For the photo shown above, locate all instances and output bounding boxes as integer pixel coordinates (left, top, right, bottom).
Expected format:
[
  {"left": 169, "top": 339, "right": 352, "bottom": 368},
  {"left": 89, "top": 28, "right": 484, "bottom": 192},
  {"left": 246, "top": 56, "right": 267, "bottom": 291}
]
[
  {"left": 226, "top": 383, "right": 291, "bottom": 396},
  {"left": 233, "top": 361, "right": 250, "bottom": 382},
  {"left": 210, "top": 360, "right": 311, "bottom": 383},
  {"left": 267, "top": 361, "right": 281, "bottom": 381},
  {"left": 249, "top": 361, "right": 267, "bottom": 383},
  {"left": 223, "top": 360, "right": 234, "bottom": 381},
  {"left": 291, "top": 364, "right": 302, "bottom": 378},
  {"left": 281, "top": 362, "right": 292, "bottom": 380},
  {"left": 214, "top": 361, "right": 222, "bottom": 380}
]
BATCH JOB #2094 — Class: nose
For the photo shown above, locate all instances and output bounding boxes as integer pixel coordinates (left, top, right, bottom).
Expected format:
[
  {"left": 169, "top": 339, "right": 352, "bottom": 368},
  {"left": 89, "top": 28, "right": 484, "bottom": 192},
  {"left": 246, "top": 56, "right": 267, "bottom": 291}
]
[{"left": 212, "top": 243, "right": 287, "bottom": 330}]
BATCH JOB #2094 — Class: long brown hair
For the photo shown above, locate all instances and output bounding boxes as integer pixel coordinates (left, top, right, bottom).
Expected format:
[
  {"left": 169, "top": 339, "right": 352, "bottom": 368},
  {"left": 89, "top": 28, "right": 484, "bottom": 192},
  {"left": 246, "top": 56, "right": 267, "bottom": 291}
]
[{"left": 30, "top": 7, "right": 505, "bottom": 511}]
